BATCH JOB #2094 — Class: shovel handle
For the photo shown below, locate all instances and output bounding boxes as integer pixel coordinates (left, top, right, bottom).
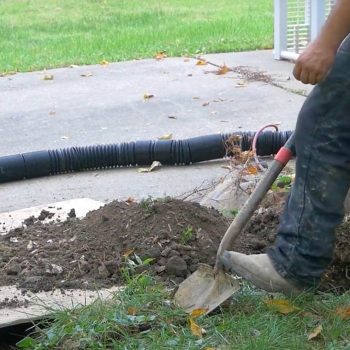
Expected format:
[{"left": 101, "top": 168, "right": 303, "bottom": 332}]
[{"left": 215, "top": 133, "right": 295, "bottom": 270}]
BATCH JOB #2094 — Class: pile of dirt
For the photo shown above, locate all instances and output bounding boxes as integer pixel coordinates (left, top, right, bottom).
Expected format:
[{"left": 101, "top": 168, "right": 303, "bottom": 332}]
[{"left": 0, "top": 196, "right": 349, "bottom": 293}]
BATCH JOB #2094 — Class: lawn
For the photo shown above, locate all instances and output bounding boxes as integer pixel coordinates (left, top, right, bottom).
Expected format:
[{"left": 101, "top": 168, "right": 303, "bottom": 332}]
[
  {"left": 0, "top": 0, "right": 273, "bottom": 73},
  {"left": 18, "top": 275, "right": 350, "bottom": 350}
]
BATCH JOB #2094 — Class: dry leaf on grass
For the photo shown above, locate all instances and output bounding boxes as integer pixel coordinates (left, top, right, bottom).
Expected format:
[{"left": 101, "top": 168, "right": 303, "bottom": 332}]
[
  {"left": 308, "top": 324, "right": 323, "bottom": 340},
  {"left": 138, "top": 161, "right": 162, "bottom": 173},
  {"left": 190, "top": 308, "right": 208, "bottom": 318},
  {"left": 158, "top": 133, "right": 173, "bottom": 140},
  {"left": 154, "top": 51, "right": 167, "bottom": 60},
  {"left": 335, "top": 306, "right": 350, "bottom": 320},
  {"left": 216, "top": 64, "right": 230, "bottom": 75},
  {"left": 100, "top": 60, "right": 109, "bottom": 66},
  {"left": 196, "top": 59, "right": 207, "bottom": 66},
  {"left": 143, "top": 93, "right": 155, "bottom": 100},
  {"left": 127, "top": 307, "right": 137, "bottom": 316},
  {"left": 189, "top": 317, "right": 205, "bottom": 337},
  {"left": 43, "top": 74, "right": 54, "bottom": 80},
  {"left": 81, "top": 72, "right": 93, "bottom": 77},
  {"left": 264, "top": 299, "right": 299, "bottom": 315}
]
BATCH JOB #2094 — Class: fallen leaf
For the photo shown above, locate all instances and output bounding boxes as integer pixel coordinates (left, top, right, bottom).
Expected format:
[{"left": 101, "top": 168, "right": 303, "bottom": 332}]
[
  {"left": 43, "top": 74, "right": 54, "bottom": 80},
  {"left": 143, "top": 93, "right": 155, "bottom": 100},
  {"left": 245, "top": 165, "right": 258, "bottom": 175},
  {"left": 125, "top": 197, "right": 135, "bottom": 204},
  {"left": 264, "top": 299, "right": 299, "bottom": 315},
  {"left": 189, "top": 318, "right": 203, "bottom": 337},
  {"left": 80, "top": 72, "right": 93, "bottom": 77},
  {"left": 138, "top": 161, "right": 162, "bottom": 173},
  {"left": 202, "top": 102, "right": 210, "bottom": 107},
  {"left": 335, "top": 306, "right": 350, "bottom": 320},
  {"left": 190, "top": 308, "right": 208, "bottom": 318},
  {"left": 235, "top": 150, "right": 254, "bottom": 163},
  {"left": 168, "top": 115, "right": 177, "bottom": 119},
  {"left": 217, "top": 64, "right": 230, "bottom": 75},
  {"left": 154, "top": 51, "right": 167, "bottom": 60},
  {"left": 100, "top": 59, "right": 109, "bottom": 66},
  {"left": 158, "top": 133, "right": 172, "bottom": 140},
  {"left": 308, "top": 324, "right": 323, "bottom": 340},
  {"left": 122, "top": 248, "right": 135, "bottom": 258},
  {"left": 196, "top": 59, "right": 207, "bottom": 66},
  {"left": 127, "top": 307, "right": 137, "bottom": 316}
]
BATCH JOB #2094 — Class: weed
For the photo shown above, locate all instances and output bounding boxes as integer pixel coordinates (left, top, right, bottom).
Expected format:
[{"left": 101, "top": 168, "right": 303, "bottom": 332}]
[
  {"left": 271, "top": 174, "right": 293, "bottom": 191},
  {"left": 180, "top": 225, "right": 194, "bottom": 245},
  {"left": 120, "top": 253, "right": 155, "bottom": 282},
  {"left": 139, "top": 196, "right": 155, "bottom": 217},
  {"left": 222, "top": 208, "right": 239, "bottom": 218}
]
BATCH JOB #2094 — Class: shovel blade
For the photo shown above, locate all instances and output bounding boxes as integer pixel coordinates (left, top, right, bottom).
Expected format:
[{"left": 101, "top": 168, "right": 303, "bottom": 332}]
[{"left": 174, "top": 264, "right": 240, "bottom": 314}]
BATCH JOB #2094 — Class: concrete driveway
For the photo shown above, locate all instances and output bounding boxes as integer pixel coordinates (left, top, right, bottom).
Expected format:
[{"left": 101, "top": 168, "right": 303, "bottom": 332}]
[{"left": 0, "top": 50, "right": 310, "bottom": 212}]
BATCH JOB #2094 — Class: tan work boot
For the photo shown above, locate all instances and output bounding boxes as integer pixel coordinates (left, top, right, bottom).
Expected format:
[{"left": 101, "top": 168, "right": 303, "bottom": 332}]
[{"left": 219, "top": 251, "right": 302, "bottom": 295}]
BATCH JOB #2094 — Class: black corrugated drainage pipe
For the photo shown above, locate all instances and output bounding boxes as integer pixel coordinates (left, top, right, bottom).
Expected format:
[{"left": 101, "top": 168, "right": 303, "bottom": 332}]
[{"left": 0, "top": 130, "right": 293, "bottom": 183}]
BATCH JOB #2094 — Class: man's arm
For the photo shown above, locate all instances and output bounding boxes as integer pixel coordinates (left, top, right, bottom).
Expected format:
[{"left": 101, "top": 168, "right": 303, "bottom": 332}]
[{"left": 293, "top": 0, "right": 350, "bottom": 85}]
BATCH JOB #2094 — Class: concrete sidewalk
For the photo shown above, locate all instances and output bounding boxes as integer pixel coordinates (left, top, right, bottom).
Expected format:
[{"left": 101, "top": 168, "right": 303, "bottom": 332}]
[{"left": 0, "top": 50, "right": 309, "bottom": 212}]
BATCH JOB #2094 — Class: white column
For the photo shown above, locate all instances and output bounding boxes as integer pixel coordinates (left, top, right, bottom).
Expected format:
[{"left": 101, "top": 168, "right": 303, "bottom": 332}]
[
  {"left": 274, "top": 0, "right": 288, "bottom": 60},
  {"left": 310, "top": 0, "right": 325, "bottom": 40}
]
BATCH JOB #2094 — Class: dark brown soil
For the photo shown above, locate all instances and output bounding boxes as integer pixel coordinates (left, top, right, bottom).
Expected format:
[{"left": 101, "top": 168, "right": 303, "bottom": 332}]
[
  {"left": 0, "top": 297, "right": 29, "bottom": 309},
  {"left": 0, "top": 196, "right": 349, "bottom": 293}
]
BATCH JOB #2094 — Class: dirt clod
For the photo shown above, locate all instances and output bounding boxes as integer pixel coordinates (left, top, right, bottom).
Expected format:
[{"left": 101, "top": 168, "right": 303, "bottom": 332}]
[
  {"left": 38, "top": 210, "right": 55, "bottom": 221},
  {"left": 67, "top": 208, "right": 76, "bottom": 218},
  {"left": 165, "top": 256, "right": 188, "bottom": 277}
]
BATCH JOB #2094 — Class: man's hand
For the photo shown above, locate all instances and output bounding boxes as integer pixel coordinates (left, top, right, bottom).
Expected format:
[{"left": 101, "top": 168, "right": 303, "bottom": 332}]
[{"left": 293, "top": 41, "right": 337, "bottom": 85}]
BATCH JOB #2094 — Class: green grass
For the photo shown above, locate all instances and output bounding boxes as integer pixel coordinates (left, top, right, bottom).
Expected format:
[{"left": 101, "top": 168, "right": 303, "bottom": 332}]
[
  {"left": 0, "top": 0, "right": 273, "bottom": 73},
  {"left": 18, "top": 275, "right": 350, "bottom": 350}
]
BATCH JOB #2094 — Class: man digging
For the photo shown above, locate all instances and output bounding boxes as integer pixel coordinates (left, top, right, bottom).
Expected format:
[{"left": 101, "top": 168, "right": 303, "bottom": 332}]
[{"left": 220, "top": 0, "right": 350, "bottom": 293}]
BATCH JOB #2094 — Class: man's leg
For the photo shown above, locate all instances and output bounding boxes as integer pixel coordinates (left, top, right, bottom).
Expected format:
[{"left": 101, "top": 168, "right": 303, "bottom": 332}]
[{"left": 220, "top": 36, "right": 350, "bottom": 292}]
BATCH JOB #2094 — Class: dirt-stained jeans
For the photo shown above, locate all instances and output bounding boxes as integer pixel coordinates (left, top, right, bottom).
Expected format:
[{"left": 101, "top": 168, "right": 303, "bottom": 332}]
[{"left": 268, "top": 35, "right": 350, "bottom": 288}]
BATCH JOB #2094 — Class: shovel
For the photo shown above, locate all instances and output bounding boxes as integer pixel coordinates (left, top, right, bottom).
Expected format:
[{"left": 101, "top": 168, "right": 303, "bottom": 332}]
[{"left": 174, "top": 133, "right": 295, "bottom": 314}]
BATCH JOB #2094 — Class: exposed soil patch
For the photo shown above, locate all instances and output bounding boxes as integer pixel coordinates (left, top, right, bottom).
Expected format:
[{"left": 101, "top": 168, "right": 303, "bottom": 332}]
[{"left": 0, "top": 197, "right": 349, "bottom": 293}]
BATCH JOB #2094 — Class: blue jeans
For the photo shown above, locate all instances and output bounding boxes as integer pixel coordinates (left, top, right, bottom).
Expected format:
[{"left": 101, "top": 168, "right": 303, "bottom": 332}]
[{"left": 268, "top": 35, "right": 350, "bottom": 288}]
